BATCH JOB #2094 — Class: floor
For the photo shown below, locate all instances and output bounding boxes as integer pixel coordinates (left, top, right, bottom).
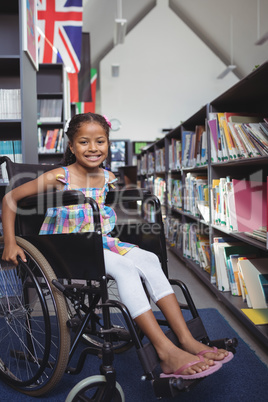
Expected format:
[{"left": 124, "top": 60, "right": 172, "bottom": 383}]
[{"left": 160, "top": 248, "right": 268, "bottom": 368}]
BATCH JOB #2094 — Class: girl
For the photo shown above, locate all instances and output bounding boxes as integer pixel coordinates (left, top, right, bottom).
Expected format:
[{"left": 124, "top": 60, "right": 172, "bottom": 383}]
[{"left": 2, "top": 113, "right": 232, "bottom": 380}]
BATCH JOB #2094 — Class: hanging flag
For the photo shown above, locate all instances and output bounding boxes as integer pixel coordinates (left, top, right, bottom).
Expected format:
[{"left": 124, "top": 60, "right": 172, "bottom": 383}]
[
  {"left": 76, "top": 69, "right": 97, "bottom": 114},
  {"left": 78, "top": 32, "right": 92, "bottom": 102},
  {"left": 37, "top": 0, "right": 83, "bottom": 73},
  {"left": 68, "top": 32, "right": 91, "bottom": 103}
]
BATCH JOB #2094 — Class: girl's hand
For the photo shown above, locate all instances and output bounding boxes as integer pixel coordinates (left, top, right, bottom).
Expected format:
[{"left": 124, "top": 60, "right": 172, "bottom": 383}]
[{"left": 2, "top": 243, "right": 27, "bottom": 266}]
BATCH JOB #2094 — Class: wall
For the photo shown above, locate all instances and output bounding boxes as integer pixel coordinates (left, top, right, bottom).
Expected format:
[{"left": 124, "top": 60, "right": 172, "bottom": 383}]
[{"left": 100, "top": 0, "right": 238, "bottom": 142}]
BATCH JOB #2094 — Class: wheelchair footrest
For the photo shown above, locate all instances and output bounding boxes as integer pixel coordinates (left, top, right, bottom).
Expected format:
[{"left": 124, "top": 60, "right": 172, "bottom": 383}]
[{"left": 152, "top": 376, "right": 198, "bottom": 398}]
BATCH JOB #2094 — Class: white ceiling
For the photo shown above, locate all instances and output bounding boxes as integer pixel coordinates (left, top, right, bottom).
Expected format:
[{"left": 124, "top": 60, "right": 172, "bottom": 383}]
[{"left": 83, "top": 0, "right": 268, "bottom": 80}]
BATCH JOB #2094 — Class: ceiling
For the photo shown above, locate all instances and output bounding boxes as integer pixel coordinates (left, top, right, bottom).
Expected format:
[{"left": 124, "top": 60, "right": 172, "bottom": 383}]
[{"left": 83, "top": 0, "right": 268, "bottom": 80}]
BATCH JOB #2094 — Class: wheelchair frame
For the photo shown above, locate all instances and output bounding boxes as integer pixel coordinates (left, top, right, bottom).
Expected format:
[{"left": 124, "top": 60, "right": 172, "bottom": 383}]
[{"left": 0, "top": 156, "right": 237, "bottom": 401}]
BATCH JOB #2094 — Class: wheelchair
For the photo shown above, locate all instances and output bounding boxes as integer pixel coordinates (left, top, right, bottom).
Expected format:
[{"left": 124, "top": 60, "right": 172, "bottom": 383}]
[{"left": 0, "top": 156, "right": 237, "bottom": 401}]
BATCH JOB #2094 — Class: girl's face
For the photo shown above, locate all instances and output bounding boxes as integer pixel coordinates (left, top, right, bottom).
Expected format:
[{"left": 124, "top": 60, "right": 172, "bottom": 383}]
[{"left": 69, "top": 122, "right": 109, "bottom": 169}]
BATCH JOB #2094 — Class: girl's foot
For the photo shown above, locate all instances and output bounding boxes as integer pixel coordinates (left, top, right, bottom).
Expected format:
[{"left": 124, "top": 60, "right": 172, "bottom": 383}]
[
  {"left": 159, "top": 345, "right": 214, "bottom": 376},
  {"left": 180, "top": 337, "right": 230, "bottom": 362}
]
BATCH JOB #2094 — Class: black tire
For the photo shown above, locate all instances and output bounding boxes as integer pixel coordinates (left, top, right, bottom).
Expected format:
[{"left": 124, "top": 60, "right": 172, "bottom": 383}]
[
  {"left": 0, "top": 237, "right": 70, "bottom": 396},
  {"left": 65, "top": 375, "right": 125, "bottom": 402}
]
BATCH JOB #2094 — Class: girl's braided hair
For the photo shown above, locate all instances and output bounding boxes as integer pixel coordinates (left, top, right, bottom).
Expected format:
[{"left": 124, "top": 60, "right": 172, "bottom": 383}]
[{"left": 61, "top": 113, "right": 110, "bottom": 166}]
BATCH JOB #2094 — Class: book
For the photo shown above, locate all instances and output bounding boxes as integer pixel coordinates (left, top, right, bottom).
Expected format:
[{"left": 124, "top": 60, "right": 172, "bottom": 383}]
[
  {"left": 181, "top": 131, "right": 194, "bottom": 168},
  {"left": 217, "top": 113, "right": 229, "bottom": 161},
  {"left": 259, "top": 274, "right": 268, "bottom": 305},
  {"left": 208, "top": 118, "right": 219, "bottom": 162},
  {"left": 245, "top": 226, "right": 267, "bottom": 243},
  {"left": 213, "top": 237, "right": 241, "bottom": 292},
  {"left": 223, "top": 245, "right": 260, "bottom": 296},
  {"left": 194, "top": 125, "right": 205, "bottom": 166},
  {"left": 237, "top": 258, "right": 268, "bottom": 308},
  {"left": 237, "top": 257, "right": 252, "bottom": 306},
  {"left": 232, "top": 179, "right": 267, "bottom": 233},
  {"left": 241, "top": 308, "right": 268, "bottom": 325}
]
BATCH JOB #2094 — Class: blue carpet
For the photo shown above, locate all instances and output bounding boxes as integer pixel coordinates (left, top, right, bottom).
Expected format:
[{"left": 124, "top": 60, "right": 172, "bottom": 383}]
[{"left": 0, "top": 308, "right": 267, "bottom": 401}]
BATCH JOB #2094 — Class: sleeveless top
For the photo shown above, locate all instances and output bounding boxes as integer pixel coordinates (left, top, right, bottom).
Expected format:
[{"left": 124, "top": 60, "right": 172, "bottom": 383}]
[{"left": 39, "top": 167, "right": 136, "bottom": 256}]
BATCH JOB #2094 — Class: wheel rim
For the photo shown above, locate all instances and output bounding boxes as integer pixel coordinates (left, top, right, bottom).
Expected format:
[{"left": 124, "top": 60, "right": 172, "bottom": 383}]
[
  {"left": 0, "top": 237, "right": 70, "bottom": 396},
  {"left": 66, "top": 375, "right": 125, "bottom": 402}
]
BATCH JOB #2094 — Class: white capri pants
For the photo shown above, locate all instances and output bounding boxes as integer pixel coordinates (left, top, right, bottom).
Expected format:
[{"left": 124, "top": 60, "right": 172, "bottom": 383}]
[{"left": 103, "top": 247, "right": 174, "bottom": 319}]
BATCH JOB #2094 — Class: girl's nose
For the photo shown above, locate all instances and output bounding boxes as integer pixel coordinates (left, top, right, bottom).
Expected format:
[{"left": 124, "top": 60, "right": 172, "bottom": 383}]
[{"left": 88, "top": 143, "right": 97, "bottom": 151}]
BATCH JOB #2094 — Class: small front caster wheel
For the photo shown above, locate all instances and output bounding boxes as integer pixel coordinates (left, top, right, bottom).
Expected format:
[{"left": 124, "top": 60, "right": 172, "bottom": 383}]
[{"left": 65, "top": 375, "right": 125, "bottom": 402}]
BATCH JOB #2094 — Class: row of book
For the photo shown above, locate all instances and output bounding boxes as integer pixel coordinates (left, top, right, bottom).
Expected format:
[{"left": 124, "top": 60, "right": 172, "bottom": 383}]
[
  {"left": 183, "top": 172, "right": 209, "bottom": 219},
  {"left": 139, "top": 153, "right": 148, "bottom": 175},
  {"left": 168, "top": 139, "right": 181, "bottom": 170},
  {"left": 182, "top": 222, "right": 211, "bottom": 273},
  {"left": 155, "top": 148, "right": 165, "bottom": 172},
  {"left": 0, "top": 140, "right": 22, "bottom": 183},
  {"left": 167, "top": 178, "right": 182, "bottom": 210},
  {"left": 211, "top": 176, "right": 267, "bottom": 239},
  {"left": 38, "top": 128, "right": 64, "bottom": 154},
  {"left": 37, "top": 99, "right": 63, "bottom": 123},
  {"left": 181, "top": 126, "right": 208, "bottom": 168},
  {"left": 211, "top": 237, "right": 268, "bottom": 311},
  {"left": 208, "top": 112, "right": 268, "bottom": 163},
  {"left": 164, "top": 215, "right": 183, "bottom": 251},
  {"left": 0, "top": 89, "right": 21, "bottom": 120},
  {"left": 154, "top": 177, "right": 166, "bottom": 205}
]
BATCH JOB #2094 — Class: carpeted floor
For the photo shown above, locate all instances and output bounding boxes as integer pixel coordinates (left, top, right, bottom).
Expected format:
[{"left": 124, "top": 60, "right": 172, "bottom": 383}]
[{"left": 0, "top": 308, "right": 267, "bottom": 401}]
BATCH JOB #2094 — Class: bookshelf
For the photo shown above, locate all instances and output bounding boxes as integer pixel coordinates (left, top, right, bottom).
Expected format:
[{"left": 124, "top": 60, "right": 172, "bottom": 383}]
[
  {"left": 137, "top": 62, "right": 268, "bottom": 348},
  {"left": 0, "top": 2, "right": 38, "bottom": 167},
  {"left": 36, "top": 63, "right": 70, "bottom": 164}
]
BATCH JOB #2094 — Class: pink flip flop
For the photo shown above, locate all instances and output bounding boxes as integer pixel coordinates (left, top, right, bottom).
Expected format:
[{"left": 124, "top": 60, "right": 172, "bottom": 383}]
[
  {"left": 197, "top": 346, "right": 234, "bottom": 364},
  {"left": 160, "top": 356, "right": 222, "bottom": 380}
]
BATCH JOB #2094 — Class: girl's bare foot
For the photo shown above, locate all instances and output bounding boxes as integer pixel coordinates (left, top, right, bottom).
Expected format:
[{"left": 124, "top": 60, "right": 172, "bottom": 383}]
[
  {"left": 159, "top": 344, "right": 213, "bottom": 375},
  {"left": 180, "top": 337, "right": 229, "bottom": 362}
]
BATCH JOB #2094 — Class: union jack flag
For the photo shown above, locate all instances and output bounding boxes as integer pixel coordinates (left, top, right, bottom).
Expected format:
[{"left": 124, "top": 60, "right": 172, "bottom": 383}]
[{"left": 37, "top": 0, "right": 83, "bottom": 73}]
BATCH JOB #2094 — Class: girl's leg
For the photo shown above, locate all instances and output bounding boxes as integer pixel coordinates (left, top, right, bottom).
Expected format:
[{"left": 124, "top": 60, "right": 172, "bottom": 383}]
[
  {"left": 156, "top": 294, "right": 229, "bottom": 361},
  {"left": 103, "top": 250, "right": 212, "bottom": 375},
  {"left": 125, "top": 247, "right": 229, "bottom": 361}
]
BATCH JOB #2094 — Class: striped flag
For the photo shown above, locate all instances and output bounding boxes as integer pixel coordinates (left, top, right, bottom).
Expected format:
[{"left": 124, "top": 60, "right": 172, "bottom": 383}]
[
  {"left": 76, "top": 69, "right": 97, "bottom": 113},
  {"left": 37, "top": 0, "right": 83, "bottom": 73}
]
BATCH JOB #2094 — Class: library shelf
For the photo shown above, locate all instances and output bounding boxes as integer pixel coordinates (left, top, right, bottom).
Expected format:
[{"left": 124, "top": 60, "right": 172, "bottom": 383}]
[
  {"left": 0, "top": 1, "right": 38, "bottom": 169},
  {"left": 137, "top": 61, "right": 268, "bottom": 348},
  {"left": 36, "top": 64, "right": 70, "bottom": 163}
]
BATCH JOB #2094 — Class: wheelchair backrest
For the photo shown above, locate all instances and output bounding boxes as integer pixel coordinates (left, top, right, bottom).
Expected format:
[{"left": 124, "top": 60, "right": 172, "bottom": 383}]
[{"left": 1, "top": 156, "right": 55, "bottom": 190}]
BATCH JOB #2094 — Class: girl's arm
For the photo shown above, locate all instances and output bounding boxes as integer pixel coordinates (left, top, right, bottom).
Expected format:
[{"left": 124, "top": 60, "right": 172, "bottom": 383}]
[{"left": 2, "top": 167, "right": 64, "bottom": 265}]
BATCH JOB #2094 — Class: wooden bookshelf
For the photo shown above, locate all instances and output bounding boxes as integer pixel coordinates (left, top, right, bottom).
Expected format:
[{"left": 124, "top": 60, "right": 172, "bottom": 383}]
[{"left": 137, "top": 61, "right": 268, "bottom": 348}]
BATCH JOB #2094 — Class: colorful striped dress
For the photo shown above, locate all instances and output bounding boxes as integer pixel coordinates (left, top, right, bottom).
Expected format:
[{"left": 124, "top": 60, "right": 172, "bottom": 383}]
[{"left": 39, "top": 167, "right": 136, "bottom": 255}]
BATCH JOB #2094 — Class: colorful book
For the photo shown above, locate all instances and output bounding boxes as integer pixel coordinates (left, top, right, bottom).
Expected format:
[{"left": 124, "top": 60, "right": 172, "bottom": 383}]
[
  {"left": 237, "top": 258, "right": 268, "bottom": 308},
  {"left": 232, "top": 179, "right": 267, "bottom": 233}
]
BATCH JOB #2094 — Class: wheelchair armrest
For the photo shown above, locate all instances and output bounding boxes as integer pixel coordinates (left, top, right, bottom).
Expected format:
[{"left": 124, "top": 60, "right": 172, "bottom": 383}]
[
  {"left": 106, "top": 188, "right": 163, "bottom": 224},
  {"left": 17, "top": 190, "right": 102, "bottom": 232},
  {"left": 105, "top": 188, "right": 152, "bottom": 204}
]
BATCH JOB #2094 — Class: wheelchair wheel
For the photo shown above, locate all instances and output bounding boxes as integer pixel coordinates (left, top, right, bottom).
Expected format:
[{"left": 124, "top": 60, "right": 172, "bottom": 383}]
[
  {"left": 0, "top": 237, "right": 70, "bottom": 396},
  {"left": 66, "top": 375, "right": 125, "bottom": 402},
  {"left": 82, "top": 278, "right": 143, "bottom": 353}
]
